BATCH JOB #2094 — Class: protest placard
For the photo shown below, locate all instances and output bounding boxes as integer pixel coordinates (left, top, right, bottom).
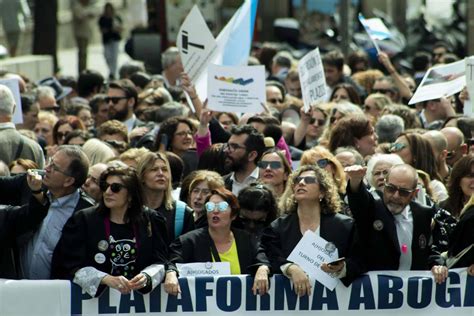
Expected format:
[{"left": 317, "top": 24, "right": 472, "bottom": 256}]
[
  {"left": 207, "top": 64, "right": 265, "bottom": 113},
  {"left": 465, "top": 56, "right": 474, "bottom": 116},
  {"left": 176, "top": 262, "right": 231, "bottom": 277},
  {"left": 409, "top": 59, "right": 466, "bottom": 105},
  {"left": 177, "top": 5, "right": 217, "bottom": 83},
  {"left": 0, "top": 78, "right": 23, "bottom": 124},
  {"left": 287, "top": 230, "right": 340, "bottom": 290},
  {"left": 298, "top": 48, "right": 327, "bottom": 112}
]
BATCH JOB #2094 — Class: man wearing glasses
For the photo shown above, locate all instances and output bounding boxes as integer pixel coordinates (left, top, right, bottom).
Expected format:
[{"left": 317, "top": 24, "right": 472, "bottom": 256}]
[
  {"left": 345, "top": 164, "right": 434, "bottom": 272},
  {"left": 6, "top": 146, "right": 94, "bottom": 279},
  {"left": 222, "top": 125, "right": 265, "bottom": 196},
  {"left": 106, "top": 79, "right": 146, "bottom": 133}
]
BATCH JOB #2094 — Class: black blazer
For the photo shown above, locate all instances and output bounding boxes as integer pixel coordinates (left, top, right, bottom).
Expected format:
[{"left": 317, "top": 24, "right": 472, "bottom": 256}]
[
  {"left": 260, "top": 212, "right": 365, "bottom": 286},
  {"left": 0, "top": 196, "right": 50, "bottom": 279},
  {"left": 51, "top": 206, "right": 169, "bottom": 292},
  {"left": 168, "top": 227, "right": 269, "bottom": 275},
  {"left": 443, "top": 205, "right": 474, "bottom": 268},
  {"left": 347, "top": 183, "right": 433, "bottom": 271}
]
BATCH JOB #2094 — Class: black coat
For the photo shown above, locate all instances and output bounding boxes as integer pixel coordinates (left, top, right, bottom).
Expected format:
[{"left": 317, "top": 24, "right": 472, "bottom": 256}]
[
  {"left": 347, "top": 183, "right": 433, "bottom": 271},
  {"left": 168, "top": 227, "right": 269, "bottom": 275},
  {"left": 444, "top": 205, "right": 474, "bottom": 268},
  {"left": 260, "top": 212, "right": 365, "bottom": 286},
  {"left": 0, "top": 196, "right": 50, "bottom": 278},
  {"left": 51, "top": 206, "right": 169, "bottom": 284},
  {"left": 155, "top": 200, "right": 195, "bottom": 245}
]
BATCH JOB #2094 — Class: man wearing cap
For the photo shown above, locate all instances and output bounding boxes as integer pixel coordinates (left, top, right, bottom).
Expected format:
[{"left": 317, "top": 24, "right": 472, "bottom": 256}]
[
  {"left": 345, "top": 164, "right": 435, "bottom": 271},
  {"left": 36, "top": 77, "right": 73, "bottom": 112},
  {"left": 0, "top": 85, "right": 44, "bottom": 167}
]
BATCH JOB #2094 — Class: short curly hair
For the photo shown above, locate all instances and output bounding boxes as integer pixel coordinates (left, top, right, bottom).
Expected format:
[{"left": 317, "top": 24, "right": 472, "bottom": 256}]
[{"left": 279, "top": 164, "right": 341, "bottom": 214}]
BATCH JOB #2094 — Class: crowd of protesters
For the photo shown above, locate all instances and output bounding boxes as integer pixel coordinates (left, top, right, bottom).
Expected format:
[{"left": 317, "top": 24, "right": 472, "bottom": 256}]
[{"left": 0, "top": 24, "right": 473, "bottom": 297}]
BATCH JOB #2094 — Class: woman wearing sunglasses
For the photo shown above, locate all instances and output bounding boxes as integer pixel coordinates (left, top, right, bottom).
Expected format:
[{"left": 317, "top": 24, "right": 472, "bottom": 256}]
[
  {"left": 300, "top": 146, "right": 347, "bottom": 197},
  {"left": 293, "top": 105, "right": 328, "bottom": 150},
  {"left": 164, "top": 188, "right": 270, "bottom": 296},
  {"left": 390, "top": 132, "right": 447, "bottom": 202},
  {"left": 254, "top": 165, "right": 365, "bottom": 296},
  {"left": 258, "top": 149, "right": 292, "bottom": 197},
  {"left": 51, "top": 166, "right": 169, "bottom": 297}
]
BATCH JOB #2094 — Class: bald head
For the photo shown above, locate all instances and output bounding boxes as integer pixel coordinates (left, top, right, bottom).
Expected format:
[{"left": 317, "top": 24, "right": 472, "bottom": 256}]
[
  {"left": 423, "top": 130, "right": 447, "bottom": 156},
  {"left": 387, "top": 164, "right": 418, "bottom": 189},
  {"left": 441, "top": 126, "right": 468, "bottom": 166}
]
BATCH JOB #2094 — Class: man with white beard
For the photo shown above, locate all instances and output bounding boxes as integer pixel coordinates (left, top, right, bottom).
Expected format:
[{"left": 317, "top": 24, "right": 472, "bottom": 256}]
[{"left": 345, "top": 164, "right": 434, "bottom": 271}]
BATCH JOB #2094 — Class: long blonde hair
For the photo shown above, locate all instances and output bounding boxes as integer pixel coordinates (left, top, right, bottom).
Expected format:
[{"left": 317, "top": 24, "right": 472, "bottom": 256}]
[{"left": 137, "top": 152, "right": 174, "bottom": 210}]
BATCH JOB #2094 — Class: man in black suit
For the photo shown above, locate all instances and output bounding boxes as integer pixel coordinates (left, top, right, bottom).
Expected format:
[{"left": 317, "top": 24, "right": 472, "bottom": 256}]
[{"left": 346, "top": 164, "right": 433, "bottom": 271}]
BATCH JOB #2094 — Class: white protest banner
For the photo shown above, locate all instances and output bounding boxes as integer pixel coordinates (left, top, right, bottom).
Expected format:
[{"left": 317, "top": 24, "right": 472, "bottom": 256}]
[
  {"left": 207, "top": 64, "right": 265, "bottom": 113},
  {"left": 287, "top": 230, "right": 340, "bottom": 290},
  {"left": 0, "top": 78, "right": 23, "bottom": 124},
  {"left": 409, "top": 59, "right": 466, "bottom": 105},
  {"left": 177, "top": 5, "right": 218, "bottom": 83},
  {"left": 465, "top": 56, "right": 474, "bottom": 116},
  {"left": 176, "top": 262, "right": 231, "bottom": 277},
  {"left": 298, "top": 48, "right": 327, "bottom": 112},
  {"left": 3, "top": 270, "right": 474, "bottom": 316}
]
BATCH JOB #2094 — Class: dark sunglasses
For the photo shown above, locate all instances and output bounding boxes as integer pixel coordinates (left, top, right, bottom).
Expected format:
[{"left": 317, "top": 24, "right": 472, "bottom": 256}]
[
  {"left": 384, "top": 182, "right": 415, "bottom": 197},
  {"left": 446, "top": 150, "right": 456, "bottom": 159},
  {"left": 294, "top": 176, "right": 318, "bottom": 184},
  {"left": 316, "top": 158, "right": 329, "bottom": 168},
  {"left": 373, "top": 88, "right": 395, "bottom": 95},
  {"left": 389, "top": 142, "right": 407, "bottom": 153},
  {"left": 268, "top": 98, "right": 284, "bottom": 104},
  {"left": 100, "top": 182, "right": 126, "bottom": 193},
  {"left": 239, "top": 216, "right": 267, "bottom": 227},
  {"left": 205, "top": 201, "right": 229, "bottom": 212},
  {"left": 309, "top": 117, "right": 326, "bottom": 126},
  {"left": 105, "top": 96, "right": 129, "bottom": 104},
  {"left": 56, "top": 131, "right": 70, "bottom": 139},
  {"left": 258, "top": 161, "right": 282, "bottom": 169}
]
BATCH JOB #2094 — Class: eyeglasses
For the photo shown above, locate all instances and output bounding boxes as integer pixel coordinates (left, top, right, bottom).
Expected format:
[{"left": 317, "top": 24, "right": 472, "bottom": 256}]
[
  {"left": 46, "top": 157, "right": 71, "bottom": 176},
  {"left": 294, "top": 176, "right": 318, "bottom": 185},
  {"left": 373, "top": 169, "right": 389, "bottom": 177},
  {"left": 364, "top": 105, "right": 374, "bottom": 112},
  {"left": 224, "top": 142, "right": 246, "bottom": 152},
  {"left": 87, "top": 175, "right": 100, "bottom": 185},
  {"left": 205, "top": 201, "right": 229, "bottom": 212},
  {"left": 316, "top": 158, "right": 329, "bottom": 168},
  {"left": 372, "top": 88, "right": 395, "bottom": 95},
  {"left": 268, "top": 98, "right": 284, "bottom": 104},
  {"left": 100, "top": 182, "right": 126, "bottom": 193},
  {"left": 56, "top": 131, "right": 70, "bottom": 140},
  {"left": 191, "top": 187, "right": 211, "bottom": 196},
  {"left": 174, "top": 130, "right": 193, "bottom": 137},
  {"left": 309, "top": 117, "right": 326, "bottom": 126},
  {"left": 446, "top": 150, "right": 456, "bottom": 159},
  {"left": 384, "top": 182, "right": 416, "bottom": 197},
  {"left": 43, "top": 106, "right": 60, "bottom": 113},
  {"left": 389, "top": 142, "right": 407, "bottom": 153},
  {"left": 239, "top": 216, "right": 267, "bottom": 227},
  {"left": 105, "top": 96, "right": 129, "bottom": 104},
  {"left": 258, "top": 161, "right": 282, "bottom": 169}
]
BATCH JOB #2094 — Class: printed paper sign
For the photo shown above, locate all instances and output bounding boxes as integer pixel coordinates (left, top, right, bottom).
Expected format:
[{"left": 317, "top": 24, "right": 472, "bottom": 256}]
[
  {"left": 177, "top": 5, "right": 218, "bottom": 83},
  {"left": 176, "top": 262, "right": 231, "bottom": 277},
  {"left": 0, "top": 78, "right": 23, "bottom": 124},
  {"left": 287, "top": 230, "right": 340, "bottom": 290},
  {"left": 465, "top": 56, "right": 474, "bottom": 116},
  {"left": 298, "top": 48, "right": 327, "bottom": 112},
  {"left": 207, "top": 64, "right": 265, "bottom": 113},
  {"left": 409, "top": 59, "right": 466, "bottom": 105}
]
